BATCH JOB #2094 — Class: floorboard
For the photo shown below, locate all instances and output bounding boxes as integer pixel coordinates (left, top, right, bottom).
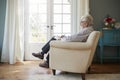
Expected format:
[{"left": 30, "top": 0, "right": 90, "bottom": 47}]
[{"left": 0, "top": 61, "right": 120, "bottom": 80}]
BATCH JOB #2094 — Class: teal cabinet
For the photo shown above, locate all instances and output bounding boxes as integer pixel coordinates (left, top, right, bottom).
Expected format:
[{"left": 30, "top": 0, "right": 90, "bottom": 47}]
[{"left": 98, "top": 28, "right": 120, "bottom": 63}]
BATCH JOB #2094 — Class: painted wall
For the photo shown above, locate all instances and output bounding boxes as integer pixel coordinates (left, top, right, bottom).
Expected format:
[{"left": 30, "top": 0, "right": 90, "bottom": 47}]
[
  {"left": 90, "top": 0, "right": 120, "bottom": 63},
  {"left": 90, "top": 0, "right": 120, "bottom": 28},
  {"left": 0, "top": 0, "right": 6, "bottom": 60}
]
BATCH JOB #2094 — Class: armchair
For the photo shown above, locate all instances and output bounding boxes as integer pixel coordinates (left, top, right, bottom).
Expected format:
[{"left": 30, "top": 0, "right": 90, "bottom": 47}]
[{"left": 49, "top": 31, "right": 100, "bottom": 80}]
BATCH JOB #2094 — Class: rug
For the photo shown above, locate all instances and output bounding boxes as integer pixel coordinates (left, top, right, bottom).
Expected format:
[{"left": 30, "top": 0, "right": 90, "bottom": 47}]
[{"left": 28, "top": 73, "right": 120, "bottom": 80}]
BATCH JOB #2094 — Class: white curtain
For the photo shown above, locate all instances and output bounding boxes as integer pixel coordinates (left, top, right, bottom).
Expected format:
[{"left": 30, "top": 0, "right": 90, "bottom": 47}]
[
  {"left": 1, "top": 0, "right": 24, "bottom": 64},
  {"left": 71, "top": 0, "right": 90, "bottom": 33},
  {"left": 79, "top": 0, "right": 90, "bottom": 16},
  {"left": 77, "top": 0, "right": 90, "bottom": 32}
]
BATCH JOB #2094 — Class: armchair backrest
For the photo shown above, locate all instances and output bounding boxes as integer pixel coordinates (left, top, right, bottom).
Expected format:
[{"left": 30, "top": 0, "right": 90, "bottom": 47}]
[{"left": 86, "top": 31, "right": 100, "bottom": 66}]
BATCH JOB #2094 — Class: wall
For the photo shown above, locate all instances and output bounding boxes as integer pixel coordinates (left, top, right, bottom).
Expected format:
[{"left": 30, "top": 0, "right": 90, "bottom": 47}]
[
  {"left": 0, "top": 0, "right": 6, "bottom": 60},
  {"left": 90, "top": 0, "right": 120, "bottom": 28},
  {"left": 90, "top": 0, "right": 120, "bottom": 63}
]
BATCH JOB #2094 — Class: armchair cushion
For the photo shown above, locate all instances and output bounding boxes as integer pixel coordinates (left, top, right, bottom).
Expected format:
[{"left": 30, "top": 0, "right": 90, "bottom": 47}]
[{"left": 50, "top": 41, "right": 91, "bottom": 50}]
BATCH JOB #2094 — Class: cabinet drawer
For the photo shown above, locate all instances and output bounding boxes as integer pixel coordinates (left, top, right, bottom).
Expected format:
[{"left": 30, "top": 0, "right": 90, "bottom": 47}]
[{"left": 99, "top": 29, "right": 120, "bottom": 45}]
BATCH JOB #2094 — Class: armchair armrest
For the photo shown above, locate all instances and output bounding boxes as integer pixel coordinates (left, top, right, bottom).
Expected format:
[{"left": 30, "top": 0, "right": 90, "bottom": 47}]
[{"left": 50, "top": 41, "right": 91, "bottom": 50}]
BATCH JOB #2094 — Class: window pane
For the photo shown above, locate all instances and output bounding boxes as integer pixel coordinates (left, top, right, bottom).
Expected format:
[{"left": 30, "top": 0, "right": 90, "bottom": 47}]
[
  {"left": 40, "top": 14, "right": 47, "bottom": 24},
  {"left": 54, "top": 0, "right": 62, "bottom": 3},
  {"left": 54, "top": 33, "right": 62, "bottom": 36},
  {"left": 54, "top": 14, "right": 62, "bottom": 23},
  {"left": 30, "top": 0, "right": 47, "bottom": 5},
  {"left": 38, "top": 0, "right": 47, "bottom": 3},
  {"left": 29, "top": 5, "right": 37, "bottom": 14},
  {"left": 30, "top": 14, "right": 47, "bottom": 24},
  {"left": 29, "top": 0, "right": 38, "bottom": 4},
  {"left": 39, "top": 4, "right": 47, "bottom": 13},
  {"left": 30, "top": 23, "right": 47, "bottom": 43},
  {"left": 63, "top": 24, "right": 71, "bottom": 33},
  {"left": 63, "top": 14, "right": 71, "bottom": 23},
  {"left": 63, "top": 0, "right": 70, "bottom": 4},
  {"left": 54, "top": 5, "right": 62, "bottom": 13},
  {"left": 29, "top": 0, "right": 47, "bottom": 43},
  {"left": 63, "top": 5, "right": 71, "bottom": 13},
  {"left": 53, "top": 24, "right": 62, "bottom": 33}
]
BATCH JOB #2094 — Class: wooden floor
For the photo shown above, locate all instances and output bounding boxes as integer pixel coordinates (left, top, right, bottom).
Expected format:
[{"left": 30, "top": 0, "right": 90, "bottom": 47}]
[
  {"left": 0, "top": 61, "right": 120, "bottom": 80},
  {"left": 90, "top": 63, "right": 120, "bottom": 74}
]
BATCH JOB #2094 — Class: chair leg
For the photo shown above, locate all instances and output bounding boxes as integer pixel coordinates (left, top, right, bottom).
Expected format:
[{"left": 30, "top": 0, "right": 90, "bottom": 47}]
[
  {"left": 52, "top": 69, "right": 56, "bottom": 75},
  {"left": 81, "top": 73, "right": 85, "bottom": 80},
  {"left": 88, "top": 66, "right": 91, "bottom": 71},
  {"left": 88, "top": 66, "right": 91, "bottom": 73}
]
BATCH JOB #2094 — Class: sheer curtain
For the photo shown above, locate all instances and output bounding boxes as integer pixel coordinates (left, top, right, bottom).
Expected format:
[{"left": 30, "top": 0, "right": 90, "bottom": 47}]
[
  {"left": 71, "top": 0, "right": 90, "bottom": 33},
  {"left": 1, "top": 0, "right": 24, "bottom": 64},
  {"left": 77, "top": 0, "right": 90, "bottom": 31},
  {"left": 79, "top": 0, "right": 90, "bottom": 16}
]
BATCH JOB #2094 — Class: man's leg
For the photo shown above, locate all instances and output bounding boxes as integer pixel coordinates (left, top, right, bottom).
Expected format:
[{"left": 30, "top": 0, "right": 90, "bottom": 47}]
[
  {"left": 41, "top": 37, "right": 56, "bottom": 53},
  {"left": 32, "top": 37, "right": 56, "bottom": 59},
  {"left": 39, "top": 54, "right": 49, "bottom": 68}
]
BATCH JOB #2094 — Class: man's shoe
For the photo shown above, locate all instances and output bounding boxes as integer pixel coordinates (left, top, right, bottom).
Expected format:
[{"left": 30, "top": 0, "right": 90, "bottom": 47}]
[
  {"left": 32, "top": 52, "right": 44, "bottom": 59},
  {"left": 39, "top": 61, "right": 49, "bottom": 68}
]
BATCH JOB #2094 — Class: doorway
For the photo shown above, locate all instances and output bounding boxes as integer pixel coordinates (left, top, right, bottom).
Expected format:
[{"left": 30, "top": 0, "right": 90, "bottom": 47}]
[{"left": 24, "top": 0, "right": 72, "bottom": 60}]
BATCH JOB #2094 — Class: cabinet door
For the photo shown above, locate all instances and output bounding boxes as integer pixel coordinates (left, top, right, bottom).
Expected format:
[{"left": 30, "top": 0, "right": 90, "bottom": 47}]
[
  {"left": 102, "top": 30, "right": 114, "bottom": 44},
  {"left": 116, "top": 30, "right": 120, "bottom": 44}
]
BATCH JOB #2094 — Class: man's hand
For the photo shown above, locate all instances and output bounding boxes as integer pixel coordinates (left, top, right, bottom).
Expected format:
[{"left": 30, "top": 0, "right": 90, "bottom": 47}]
[
  {"left": 60, "top": 35, "right": 65, "bottom": 38},
  {"left": 54, "top": 35, "right": 65, "bottom": 40}
]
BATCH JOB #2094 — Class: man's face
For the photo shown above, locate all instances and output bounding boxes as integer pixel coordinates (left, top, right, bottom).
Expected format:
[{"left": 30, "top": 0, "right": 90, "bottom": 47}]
[{"left": 80, "top": 21, "right": 89, "bottom": 28}]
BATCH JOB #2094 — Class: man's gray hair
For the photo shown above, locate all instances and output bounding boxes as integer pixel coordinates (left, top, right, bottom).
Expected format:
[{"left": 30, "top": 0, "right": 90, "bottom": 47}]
[{"left": 80, "top": 14, "right": 93, "bottom": 26}]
